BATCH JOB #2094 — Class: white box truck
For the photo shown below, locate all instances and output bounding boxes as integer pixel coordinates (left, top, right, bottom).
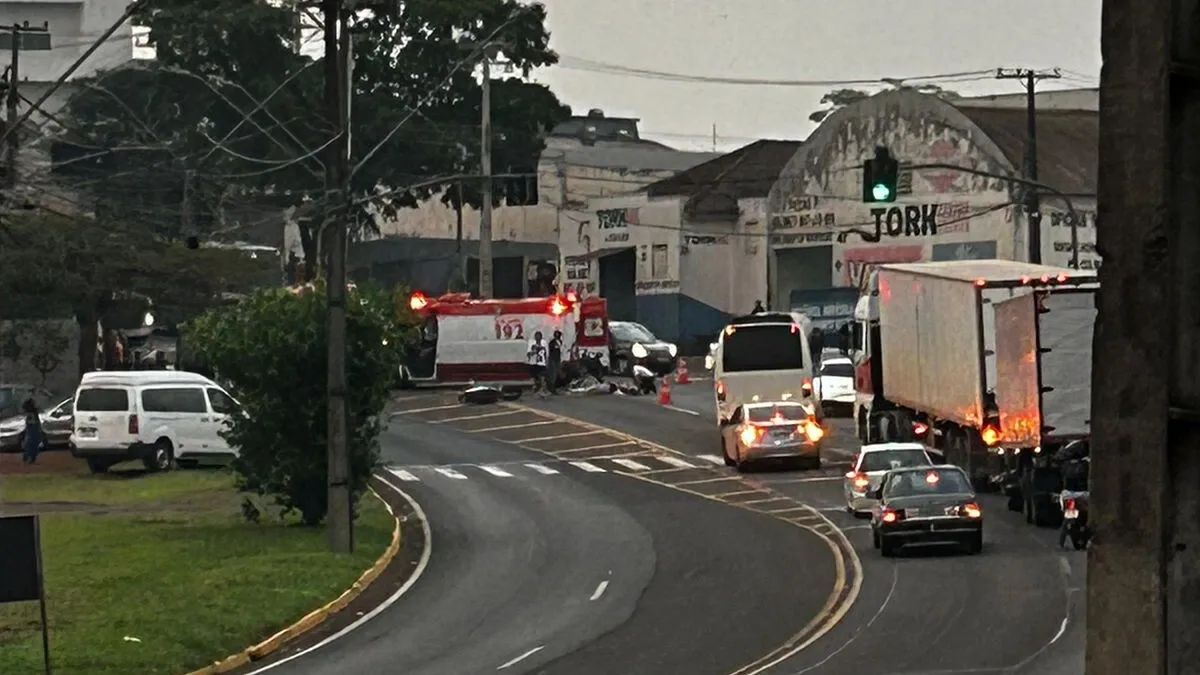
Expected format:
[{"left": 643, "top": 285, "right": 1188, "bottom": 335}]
[{"left": 850, "top": 260, "right": 1097, "bottom": 491}]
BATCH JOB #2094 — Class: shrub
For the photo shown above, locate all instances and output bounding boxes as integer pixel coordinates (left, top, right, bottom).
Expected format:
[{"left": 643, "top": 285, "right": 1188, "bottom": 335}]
[{"left": 185, "top": 280, "right": 411, "bottom": 525}]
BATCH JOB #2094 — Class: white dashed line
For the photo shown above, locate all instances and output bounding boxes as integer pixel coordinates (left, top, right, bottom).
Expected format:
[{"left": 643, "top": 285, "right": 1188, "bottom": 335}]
[
  {"left": 479, "top": 465, "right": 514, "bottom": 477},
  {"left": 526, "top": 463, "right": 560, "bottom": 475},
  {"left": 697, "top": 454, "right": 726, "bottom": 466},
  {"left": 611, "top": 458, "right": 652, "bottom": 472},
  {"left": 655, "top": 455, "right": 696, "bottom": 469},
  {"left": 570, "top": 461, "right": 606, "bottom": 473},
  {"left": 388, "top": 468, "right": 420, "bottom": 482},
  {"left": 497, "top": 646, "right": 544, "bottom": 670},
  {"left": 435, "top": 467, "right": 468, "bottom": 479},
  {"left": 589, "top": 580, "right": 610, "bottom": 601}
]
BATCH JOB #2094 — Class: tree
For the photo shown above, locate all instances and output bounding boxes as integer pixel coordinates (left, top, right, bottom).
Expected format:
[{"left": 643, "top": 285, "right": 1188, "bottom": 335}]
[
  {"left": 0, "top": 214, "right": 273, "bottom": 376},
  {"left": 808, "top": 83, "right": 961, "bottom": 123},
  {"left": 184, "top": 282, "right": 411, "bottom": 525},
  {"left": 59, "top": 0, "right": 572, "bottom": 280}
]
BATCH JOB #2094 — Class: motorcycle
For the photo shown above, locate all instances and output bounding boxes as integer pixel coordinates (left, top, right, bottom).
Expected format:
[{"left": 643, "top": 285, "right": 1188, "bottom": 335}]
[{"left": 1060, "top": 492, "right": 1091, "bottom": 550}]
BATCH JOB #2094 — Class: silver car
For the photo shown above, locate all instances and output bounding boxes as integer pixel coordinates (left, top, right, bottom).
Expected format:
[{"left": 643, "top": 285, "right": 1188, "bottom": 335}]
[
  {"left": 720, "top": 401, "right": 825, "bottom": 472},
  {"left": 0, "top": 397, "right": 74, "bottom": 453},
  {"left": 844, "top": 442, "right": 934, "bottom": 516}
]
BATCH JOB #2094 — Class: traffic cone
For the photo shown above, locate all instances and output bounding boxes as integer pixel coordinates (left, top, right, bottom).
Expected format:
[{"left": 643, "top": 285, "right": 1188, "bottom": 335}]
[
  {"left": 675, "top": 358, "right": 690, "bottom": 384},
  {"left": 657, "top": 376, "right": 673, "bottom": 405}
]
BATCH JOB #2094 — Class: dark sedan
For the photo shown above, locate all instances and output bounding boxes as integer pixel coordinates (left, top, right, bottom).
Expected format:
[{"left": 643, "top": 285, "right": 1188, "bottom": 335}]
[
  {"left": 609, "top": 321, "right": 678, "bottom": 375},
  {"left": 869, "top": 465, "right": 984, "bottom": 557}
]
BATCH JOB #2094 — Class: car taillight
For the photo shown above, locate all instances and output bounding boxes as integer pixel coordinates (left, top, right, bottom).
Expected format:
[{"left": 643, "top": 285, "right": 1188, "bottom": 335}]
[
  {"left": 716, "top": 380, "right": 726, "bottom": 402},
  {"left": 881, "top": 508, "right": 900, "bottom": 523},
  {"left": 801, "top": 376, "right": 813, "bottom": 395},
  {"left": 1064, "top": 499, "right": 1076, "bottom": 510},
  {"left": 739, "top": 425, "right": 761, "bottom": 446},
  {"left": 128, "top": 414, "right": 139, "bottom": 434},
  {"left": 852, "top": 473, "right": 870, "bottom": 489},
  {"left": 800, "top": 420, "right": 824, "bottom": 442},
  {"left": 963, "top": 502, "right": 982, "bottom": 518},
  {"left": 912, "top": 421, "right": 929, "bottom": 436}
]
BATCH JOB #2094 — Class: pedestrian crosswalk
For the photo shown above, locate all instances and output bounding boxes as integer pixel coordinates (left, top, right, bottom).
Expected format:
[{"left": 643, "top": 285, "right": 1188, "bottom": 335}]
[{"left": 383, "top": 453, "right": 729, "bottom": 483}]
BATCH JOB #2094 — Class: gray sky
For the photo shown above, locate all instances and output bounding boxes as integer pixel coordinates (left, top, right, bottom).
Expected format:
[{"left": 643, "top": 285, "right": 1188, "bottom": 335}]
[{"left": 534, "top": 0, "right": 1101, "bottom": 151}]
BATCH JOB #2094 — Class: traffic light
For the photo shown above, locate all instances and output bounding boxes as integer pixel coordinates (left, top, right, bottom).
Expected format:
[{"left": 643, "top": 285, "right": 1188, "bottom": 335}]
[
  {"left": 861, "top": 146, "right": 899, "bottom": 203},
  {"left": 980, "top": 391, "right": 1001, "bottom": 446}
]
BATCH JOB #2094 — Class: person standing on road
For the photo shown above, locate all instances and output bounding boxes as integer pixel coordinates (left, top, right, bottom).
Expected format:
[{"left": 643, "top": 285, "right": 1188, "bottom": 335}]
[
  {"left": 526, "top": 331, "right": 549, "bottom": 396},
  {"left": 546, "top": 330, "right": 564, "bottom": 393},
  {"left": 21, "top": 398, "right": 44, "bottom": 465}
]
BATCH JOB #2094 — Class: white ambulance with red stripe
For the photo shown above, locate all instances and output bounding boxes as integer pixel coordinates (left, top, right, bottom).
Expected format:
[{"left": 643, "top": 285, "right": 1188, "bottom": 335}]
[{"left": 399, "top": 291, "right": 610, "bottom": 386}]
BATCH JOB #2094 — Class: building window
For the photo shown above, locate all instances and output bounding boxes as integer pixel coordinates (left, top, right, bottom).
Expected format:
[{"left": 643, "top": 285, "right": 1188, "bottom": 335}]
[{"left": 651, "top": 244, "right": 669, "bottom": 279}]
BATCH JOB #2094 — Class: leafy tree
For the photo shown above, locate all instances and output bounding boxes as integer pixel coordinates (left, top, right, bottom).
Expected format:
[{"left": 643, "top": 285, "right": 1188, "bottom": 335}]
[
  {"left": 0, "top": 214, "right": 273, "bottom": 376},
  {"left": 183, "top": 282, "right": 411, "bottom": 525},
  {"left": 808, "top": 83, "right": 961, "bottom": 123},
  {"left": 60, "top": 0, "right": 571, "bottom": 281}
]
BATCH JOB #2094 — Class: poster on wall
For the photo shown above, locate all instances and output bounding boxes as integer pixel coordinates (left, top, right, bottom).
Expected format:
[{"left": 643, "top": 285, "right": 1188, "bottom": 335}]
[{"left": 840, "top": 245, "right": 923, "bottom": 289}]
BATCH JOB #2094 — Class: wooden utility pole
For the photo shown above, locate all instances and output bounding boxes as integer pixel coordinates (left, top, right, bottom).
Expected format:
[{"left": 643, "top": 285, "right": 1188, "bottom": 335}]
[
  {"left": 2, "top": 22, "right": 50, "bottom": 191},
  {"left": 322, "top": 0, "right": 354, "bottom": 554},
  {"left": 1086, "top": 0, "right": 1200, "bottom": 673},
  {"left": 995, "top": 67, "right": 1062, "bottom": 264},
  {"left": 478, "top": 56, "right": 493, "bottom": 298}
]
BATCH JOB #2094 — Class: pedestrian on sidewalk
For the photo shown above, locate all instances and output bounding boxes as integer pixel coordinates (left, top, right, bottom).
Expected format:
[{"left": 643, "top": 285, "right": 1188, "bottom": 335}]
[
  {"left": 546, "top": 330, "right": 564, "bottom": 393},
  {"left": 526, "top": 331, "right": 549, "bottom": 397},
  {"left": 21, "top": 398, "right": 44, "bottom": 465}
]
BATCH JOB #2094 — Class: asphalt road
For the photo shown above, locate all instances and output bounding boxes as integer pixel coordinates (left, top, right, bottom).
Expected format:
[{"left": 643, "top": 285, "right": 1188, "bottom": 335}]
[
  {"left": 264, "top": 398, "right": 839, "bottom": 675},
  {"left": 522, "top": 378, "right": 1087, "bottom": 675}
]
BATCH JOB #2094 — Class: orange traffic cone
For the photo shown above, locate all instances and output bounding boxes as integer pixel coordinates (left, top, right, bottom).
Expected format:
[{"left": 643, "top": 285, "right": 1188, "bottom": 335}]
[
  {"left": 675, "top": 358, "right": 690, "bottom": 384},
  {"left": 657, "top": 376, "right": 673, "bottom": 405}
]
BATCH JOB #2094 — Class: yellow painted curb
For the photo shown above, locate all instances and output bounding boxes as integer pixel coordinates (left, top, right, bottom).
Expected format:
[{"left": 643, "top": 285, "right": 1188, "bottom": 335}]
[{"left": 181, "top": 486, "right": 403, "bottom": 675}]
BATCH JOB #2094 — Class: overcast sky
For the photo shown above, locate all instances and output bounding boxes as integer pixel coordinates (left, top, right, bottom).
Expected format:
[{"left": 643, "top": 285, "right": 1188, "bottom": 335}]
[{"left": 533, "top": 0, "right": 1102, "bottom": 151}]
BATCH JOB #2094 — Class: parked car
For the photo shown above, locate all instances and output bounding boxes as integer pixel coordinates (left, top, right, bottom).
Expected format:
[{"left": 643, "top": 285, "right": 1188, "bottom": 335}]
[
  {"left": 609, "top": 321, "right": 677, "bottom": 375},
  {"left": 0, "top": 397, "right": 73, "bottom": 453}
]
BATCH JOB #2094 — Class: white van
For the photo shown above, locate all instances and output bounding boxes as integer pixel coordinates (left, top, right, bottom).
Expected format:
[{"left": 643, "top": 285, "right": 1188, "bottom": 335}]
[
  {"left": 70, "top": 371, "right": 241, "bottom": 474},
  {"left": 712, "top": 312, "right": 817, "bottom": 426}
]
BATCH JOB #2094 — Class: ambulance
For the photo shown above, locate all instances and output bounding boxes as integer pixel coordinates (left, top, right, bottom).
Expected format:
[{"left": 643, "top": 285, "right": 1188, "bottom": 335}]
[{"left": 398, "top": 291, "right": 610, "bottom": 387}]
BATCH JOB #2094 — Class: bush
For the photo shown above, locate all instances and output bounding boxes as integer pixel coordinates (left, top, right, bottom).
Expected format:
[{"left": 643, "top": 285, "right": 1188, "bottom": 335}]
[{"left": 185, "top": 281, "right": 411, "bottom": 525}]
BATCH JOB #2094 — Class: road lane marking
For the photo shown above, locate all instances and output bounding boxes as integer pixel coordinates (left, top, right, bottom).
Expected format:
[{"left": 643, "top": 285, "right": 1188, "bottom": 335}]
[
  {"left": 697, "top": 454, "right": 725, "bottom": 465},
  {"left": 479, "top": 465, "right": 513, "bottom": 477},
  {"left": 662, "top": 404, "right": 700, "bottom": 416},
  {"left": 676, "top": 476, "right": 740, "bottom": 486},
  {"left": 569, "top": 461, "right": 606, "bottom": 473},
  {"left": 740, "top": 497, "right": 793, "bottom": 506},
  {"left": 589, "top": 580, "right": 609, "bottom": 601},
  {"left": 471, "top": 420, "right": 557, "bottom": 433},
  {"left": 392, "top": 403, "right": 463, "bottom": 415},
  {"left": 388, "top": 469, "right": 420, "bottom": 482},
  {"left": 526, "top": 463, "right": 559, "bottom": 475},
  {"left": 514, "top": 430, "right": 603, "bottom": 442},
  {"left": 767, "top": 475, "right": 843, "bottom": 484},
  {"left": 611, "top": 458, "right": 651, "bottom": 472},
  {"left": 655, "top": 455, "right": 695, "bottom": 469},
  {"left": 554, "top": 441, "right": 636, "bottom": 454},
  {"left": 244, "top": 476, "right": 432, "bottom": 674},
  {"left": 435, "top": 467, "right": 468, "bottom": 479},
  {"left": 497, "top": 646, "right": 544, "bottom": 670},
  {"left": 715, "top": 490, "right": 769, "bottom": 499},
  {"left": 435, "top": 410, "right": 521, "bottom": 423}
]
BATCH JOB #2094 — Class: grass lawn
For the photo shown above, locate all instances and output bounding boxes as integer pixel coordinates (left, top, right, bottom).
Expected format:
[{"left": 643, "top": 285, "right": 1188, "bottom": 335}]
[{"left": 0, "top": 469, "right": 395, "bottom": 675}]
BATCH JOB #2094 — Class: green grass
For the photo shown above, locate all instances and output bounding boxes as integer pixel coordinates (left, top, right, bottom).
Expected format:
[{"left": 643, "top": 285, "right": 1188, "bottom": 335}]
[
  {"left": 2, "top": 469, "right": 236, "bottom": 505},
  {"left": 0, "top": 473, "right": 395, "bottom": 675}
]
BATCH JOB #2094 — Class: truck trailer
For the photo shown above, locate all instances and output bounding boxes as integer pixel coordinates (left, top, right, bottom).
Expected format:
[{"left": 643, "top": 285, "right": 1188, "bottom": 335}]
[{"left": 850, "top": 260, "right": 1097, "bottom": 492}]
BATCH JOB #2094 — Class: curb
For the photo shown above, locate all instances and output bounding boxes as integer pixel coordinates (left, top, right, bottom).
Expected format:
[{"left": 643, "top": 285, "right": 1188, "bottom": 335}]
[{"left": 181, "top": 486, "right": 403, "bottom": 675}]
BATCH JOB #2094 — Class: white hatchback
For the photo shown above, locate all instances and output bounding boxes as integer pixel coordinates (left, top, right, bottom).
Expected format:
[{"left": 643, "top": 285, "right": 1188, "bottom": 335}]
[
  {"left": 815, "top": 356, "right": 855, "bottom": 416},
  {"left": 843, "top": 442, "right": 935, "bottom": 516}
]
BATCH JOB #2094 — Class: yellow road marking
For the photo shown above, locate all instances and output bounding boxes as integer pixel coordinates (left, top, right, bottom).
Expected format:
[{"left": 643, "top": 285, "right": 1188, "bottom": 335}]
[
  {"left": 713, "top": 490, "right": 770, "bottom": 499},
  {"left": 674, "top": 476, "right": 743, "bottom": 486},
  {"left": 553, "top": 442, "right": 636, "bottom": 455},
  {"left": 470, "top": 420, "right": 558, "bottom": 433},
  {"left": 513, "top": 430, "right": 605, "bottom": 443},
  {"left": 435, "top": 410, "right": 521, "bottom": 423},
  {"left": 392, "top": 403, "right": 463, "bottom": 415}
]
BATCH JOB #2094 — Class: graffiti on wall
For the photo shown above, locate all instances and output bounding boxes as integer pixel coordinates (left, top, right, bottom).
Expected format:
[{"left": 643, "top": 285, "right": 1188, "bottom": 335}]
[
  {"left": 635, "top": 279, "right": 681, "bottom": 292},
  {"left": 840, "top": 245, "right": 923, "bottom": 287},
  {"left": 771, "top": 232, "right": 834, "bottom": 246},
  {"left": 769, "top": 195, "right": 837, "bottom": 231},
  {"left": 596, "top": 208, "right": 636, "bottom": 242},
  {"left": 562, "top": 257, "right": 597, "bottom": 295},
  {"left": 858, "top": 202, "right": 978, "bottom": 241},
  {"left": 683, "top": 234, "right": 730, "bottom": 245},
  {"left": 931, "top": 240, "right": 997, "bottom": 261}
]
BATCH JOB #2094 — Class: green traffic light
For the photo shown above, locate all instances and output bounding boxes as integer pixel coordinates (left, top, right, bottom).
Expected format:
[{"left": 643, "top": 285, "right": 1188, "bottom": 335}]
[{"left": 871, "top": 183, "right": 892, "bottom": 201}]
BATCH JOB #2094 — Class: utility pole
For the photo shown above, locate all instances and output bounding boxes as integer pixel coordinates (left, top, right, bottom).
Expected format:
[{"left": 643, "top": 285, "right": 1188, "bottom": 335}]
[
  {"left": 454, "top": 179, "right": 465, "bottom": 291},
  {"left": 995, "top": 67, "right": 1062, "bottom": 264},
  {"left": 1086, "top": 0, "right": 1200, "bottom": 673},
  {"left": 479, "top": 56, "right": 493, "bottom": 298},
  {"left": 2, "top": 22, "right": 50, "bottom": 192},
  {"left": 322, "top": 0, "right": 354, "bottom": 554}
]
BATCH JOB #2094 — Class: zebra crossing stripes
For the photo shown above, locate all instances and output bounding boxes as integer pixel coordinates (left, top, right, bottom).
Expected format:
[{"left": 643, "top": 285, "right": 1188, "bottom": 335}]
[{"left": 384, "top": 453, "right": 703, "bottom": 484}]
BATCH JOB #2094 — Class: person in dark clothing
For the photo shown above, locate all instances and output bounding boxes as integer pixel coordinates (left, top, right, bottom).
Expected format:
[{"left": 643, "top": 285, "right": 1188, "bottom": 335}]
[
  {"left": 21, "top": 398, "right": 44, "bottom": 464},
  {"left": 752, "top": 300, "right": 766, "bottom": 313},
  {"left": 547, "top": 330, "right": 564, "bottom": 393}
]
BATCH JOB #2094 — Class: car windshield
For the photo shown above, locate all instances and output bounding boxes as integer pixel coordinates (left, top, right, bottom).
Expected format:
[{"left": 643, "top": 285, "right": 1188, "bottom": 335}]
[
  {"left": 722, "top": 324, "right": 804, "bottom": 372},
  {"left": 888, "top": 468, "right": 972, "bottom": 496},
  {"left": 612, "top": 323, "right": 656, "bottom": 342},
  {"left": 821, "top": 362, "right": 854, "bottom": 378},
  {"left": 747, "top": 404, "right": 809, "bottom": 422},
  {"left": 860, "top": 449, "right": 930, "bottom": 472}
]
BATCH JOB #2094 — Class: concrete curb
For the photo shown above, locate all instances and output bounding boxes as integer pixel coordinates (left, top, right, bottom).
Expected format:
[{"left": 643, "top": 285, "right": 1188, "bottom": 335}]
[{"left": 181, "top": 486, "right": 403, "bottom": 675}]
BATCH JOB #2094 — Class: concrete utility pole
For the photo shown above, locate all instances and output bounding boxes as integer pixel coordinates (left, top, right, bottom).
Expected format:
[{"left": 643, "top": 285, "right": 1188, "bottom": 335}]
[
  {"left": 1, "top": 22, "right": 50, "bottom": 191},
  {"left": 322, "top": 0, "right": 354, "bottom": 554},
  {"left": 995, "top": 67, "right": 1062, "bottom": 264},
  {"left": 1086, "top": 0, "right": 1200, "bottom": 673},
  {"left": 479, "top": 56, "right": 493, "bottom": 298}
]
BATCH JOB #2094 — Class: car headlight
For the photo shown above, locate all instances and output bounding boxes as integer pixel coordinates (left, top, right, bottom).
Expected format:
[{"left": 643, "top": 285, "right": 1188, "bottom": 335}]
[
  {"left": 630, "top": 342, "right": 648, "bottom": 358},
  {"left": 667, "top": 343, "right": 677, "bottom": 357}
]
